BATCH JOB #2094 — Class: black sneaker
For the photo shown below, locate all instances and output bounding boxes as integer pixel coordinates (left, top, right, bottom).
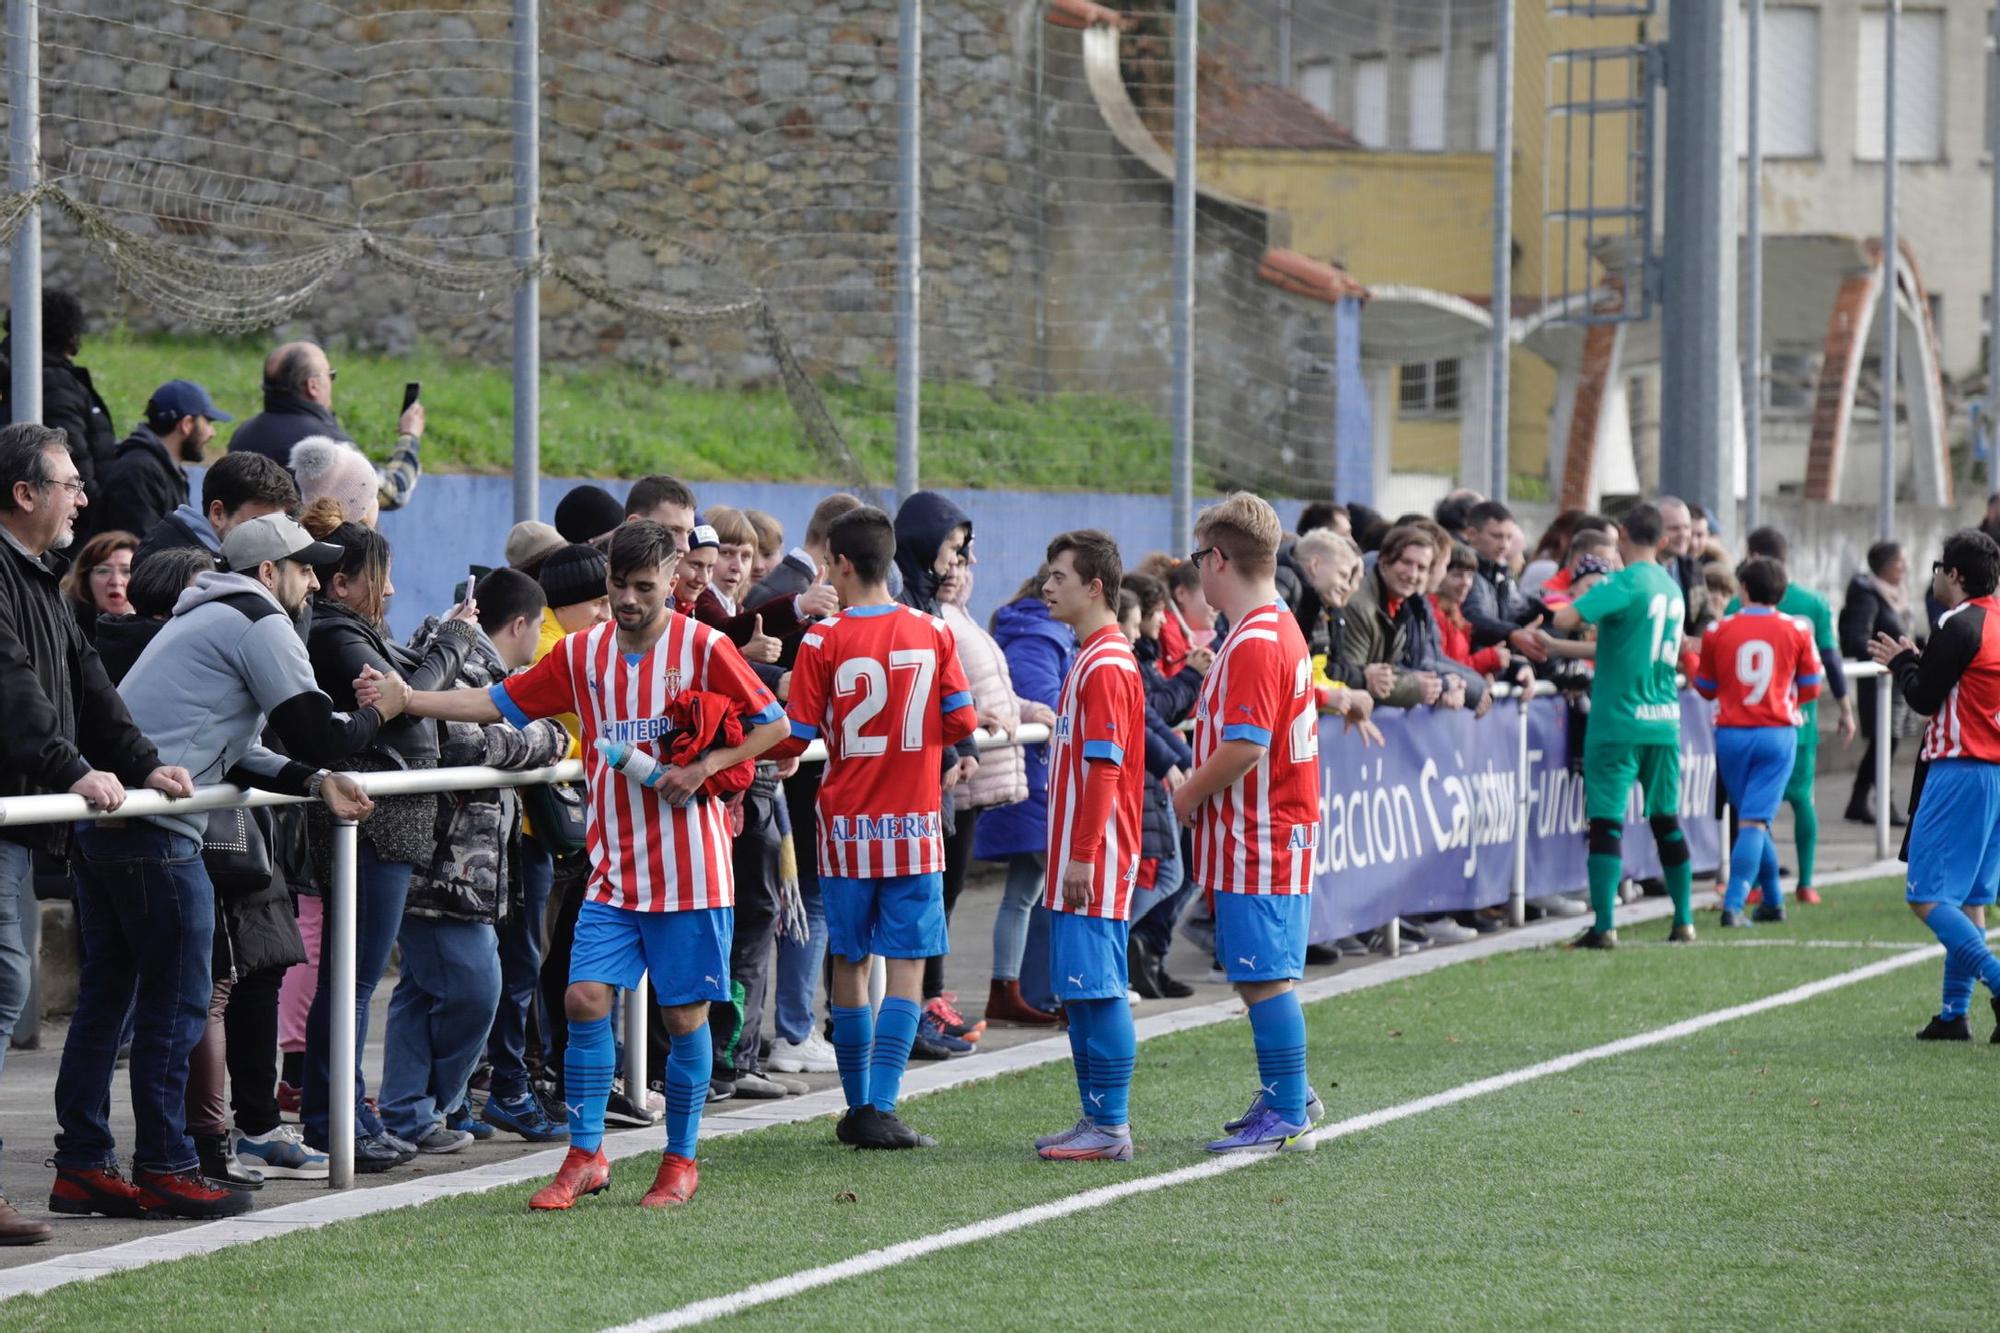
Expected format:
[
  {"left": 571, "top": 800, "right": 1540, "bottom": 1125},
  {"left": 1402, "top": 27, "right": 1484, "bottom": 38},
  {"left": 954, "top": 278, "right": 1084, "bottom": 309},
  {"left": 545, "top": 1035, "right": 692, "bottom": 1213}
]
[
  {"left": 1667, "top": 923, "right": 1698, "bottom": 943},
  {"left": 1916, "top": 1014, "right": 1971, "bottom": 1041},
  {"left": 1718, "top": 910, "right": 1750, "bottom": 929},
  {"left": 909, "top": 1031, "right": 961, "bottom": 1062},
  {"left": 1303, "top": 942, "right": 1343, "bottom": 966},
  {"left": 706, "top": 1078, "right": 736, "bottom": 1104},
  {"left": 605, "top": 1083, "right": 658, "bottom": 1127},
  {"left": 837, "top": 1105, "right": 937, "bottom": 1149},
  {"left": 1751, "top": 903, "right": 1787, "bottom": 924},
  {"left": 1154, "top": 970, "right": 1195, "bottom": 998},
  {"left": 1128, "top": 937, "right": 1166, "bottom": 999},
  {"left": 875, "top": 1111, "right": 936, "bottom": 1148},
  {"left": 1567, "top": 927, "right": 1617, "bottom": 950},
  {"left": 352, "top": 1133, "right": 410, "bottom": 1174},
  {"left": 1991, "top": 995, "right": 2000, "bottom": 1045}
]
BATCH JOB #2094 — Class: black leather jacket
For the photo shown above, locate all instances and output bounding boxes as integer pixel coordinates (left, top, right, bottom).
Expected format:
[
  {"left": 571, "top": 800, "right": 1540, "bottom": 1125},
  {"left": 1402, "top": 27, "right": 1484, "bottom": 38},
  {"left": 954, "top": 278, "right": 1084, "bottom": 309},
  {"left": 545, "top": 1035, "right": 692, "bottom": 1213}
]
[{"left": 304, "top": 596, "right": 476, "bottom": 767}]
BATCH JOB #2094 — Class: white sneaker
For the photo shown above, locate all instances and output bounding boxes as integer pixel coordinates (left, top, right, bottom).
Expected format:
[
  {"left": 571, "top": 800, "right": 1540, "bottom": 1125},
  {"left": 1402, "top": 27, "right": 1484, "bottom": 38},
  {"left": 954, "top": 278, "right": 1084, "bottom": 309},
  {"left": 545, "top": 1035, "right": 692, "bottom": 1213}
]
[
  {"left": 232, "top": 1123, "right": 330, "bottom": 1180},
  {"left": 1420, "top": 917, "right": 1479, "bottom": 945},
  {"left": 1532, "top": 895, "right": 1588, "bottom": 919},
  {"left": 768, "top": 1033, "right": 839, "bottom": 1074}
]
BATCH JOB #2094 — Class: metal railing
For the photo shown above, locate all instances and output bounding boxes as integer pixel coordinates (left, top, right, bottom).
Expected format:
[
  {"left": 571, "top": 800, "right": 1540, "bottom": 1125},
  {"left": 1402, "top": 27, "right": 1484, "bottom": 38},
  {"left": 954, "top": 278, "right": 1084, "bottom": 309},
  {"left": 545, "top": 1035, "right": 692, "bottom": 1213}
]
[{"left": 0, "top": 661, "right": 1900, "bottom": 1188}]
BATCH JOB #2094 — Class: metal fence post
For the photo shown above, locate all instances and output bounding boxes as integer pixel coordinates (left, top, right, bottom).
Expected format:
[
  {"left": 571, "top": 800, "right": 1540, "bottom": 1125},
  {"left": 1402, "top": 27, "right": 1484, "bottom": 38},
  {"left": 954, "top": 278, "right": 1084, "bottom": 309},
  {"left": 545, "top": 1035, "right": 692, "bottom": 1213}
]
[
  {"left": 1744, "top": 0, "right": 1763, "bottom": 535},
  {"left": 1488, "top": 0, "right": 1515, "bottom": 500},
  {"left": 1879, "top": 0, "right": 1899, "bottom": 544},
  {"left": 328, "top": 819, "right": 358, "bottom": 1189},
  {"left": 7, "top": 0, "right": 41, "bottom": 424},
  {"left": 510, "top": 0, "right": 540, "bottom": 524},
  {"left": 1875, "top": 676, "right": 1893, "bottom": 861},
  {"left": 1511, "top": 685, "right": 1530, "bottom": 927},
  {"left": 1990, "top": 7, "right": 2000, "bottom": 492},
  {"left": 1170, "top": 0, "right": 1197, "bottom": 551},
  {"left": 893, "top": 0, "right": 922, "bottom": 502},
  {"left": 622, "top": 973, "right": 649, "bottom": 1112}
]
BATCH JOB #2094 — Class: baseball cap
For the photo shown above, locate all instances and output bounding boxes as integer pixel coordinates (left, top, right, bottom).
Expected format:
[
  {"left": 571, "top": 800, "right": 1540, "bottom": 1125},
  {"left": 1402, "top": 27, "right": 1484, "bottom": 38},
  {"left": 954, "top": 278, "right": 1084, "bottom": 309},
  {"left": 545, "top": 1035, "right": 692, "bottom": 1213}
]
[
  {"left": 146, "top": 379, "right": 233, "bottom": 425},
  {"left": 222, "top": 513, "right": 343, "bottom": 573},
  {"left": 687, "top": 523, "right": 720, "bottom": 551},
  {"left": 504, "top": 519, "right": 565, "bottom": 570}
]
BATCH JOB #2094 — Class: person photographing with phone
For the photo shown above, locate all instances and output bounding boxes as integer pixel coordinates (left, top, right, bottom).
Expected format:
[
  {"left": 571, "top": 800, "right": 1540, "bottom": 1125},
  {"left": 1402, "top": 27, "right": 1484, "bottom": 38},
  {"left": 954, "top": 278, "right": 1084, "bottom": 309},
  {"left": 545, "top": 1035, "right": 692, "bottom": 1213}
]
[{"left": 229, "top": 344, "right": 425, "bottom": 514}]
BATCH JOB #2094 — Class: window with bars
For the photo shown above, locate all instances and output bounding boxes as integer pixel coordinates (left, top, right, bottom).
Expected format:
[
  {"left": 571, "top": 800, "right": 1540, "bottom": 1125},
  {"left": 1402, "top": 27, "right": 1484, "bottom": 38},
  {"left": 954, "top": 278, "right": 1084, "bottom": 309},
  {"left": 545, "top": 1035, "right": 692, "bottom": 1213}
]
[{"left": 1399, "top": 358, "right": 1461, "bottom": 417}]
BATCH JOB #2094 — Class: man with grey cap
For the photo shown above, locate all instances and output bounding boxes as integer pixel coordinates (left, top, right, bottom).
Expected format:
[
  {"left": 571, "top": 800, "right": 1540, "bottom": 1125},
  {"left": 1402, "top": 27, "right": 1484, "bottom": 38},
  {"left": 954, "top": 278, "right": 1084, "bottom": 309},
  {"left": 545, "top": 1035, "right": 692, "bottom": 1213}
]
[{"left": 52, "top": 512, "right": 398, "bottom": 1223}]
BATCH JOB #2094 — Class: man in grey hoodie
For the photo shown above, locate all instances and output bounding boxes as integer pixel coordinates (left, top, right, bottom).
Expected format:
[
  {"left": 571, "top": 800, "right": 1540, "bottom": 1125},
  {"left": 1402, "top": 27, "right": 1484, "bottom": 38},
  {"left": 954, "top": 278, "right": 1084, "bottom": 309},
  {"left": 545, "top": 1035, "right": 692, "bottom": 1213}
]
[{"left": 51, "top": 513, "right": 398, "bottom": 1223}]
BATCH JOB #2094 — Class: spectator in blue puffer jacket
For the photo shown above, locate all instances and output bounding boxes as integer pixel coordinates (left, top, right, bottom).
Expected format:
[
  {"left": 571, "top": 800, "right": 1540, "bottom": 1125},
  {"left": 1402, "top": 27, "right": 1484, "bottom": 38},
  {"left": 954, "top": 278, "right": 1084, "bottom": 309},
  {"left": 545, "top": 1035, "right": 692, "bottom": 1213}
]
[
  {"left": 973, "top": 564, "right": 1073, "bottom": 1026},
  {"left": 1122, "top": 573, "right": 1203, "bottom": 998}
]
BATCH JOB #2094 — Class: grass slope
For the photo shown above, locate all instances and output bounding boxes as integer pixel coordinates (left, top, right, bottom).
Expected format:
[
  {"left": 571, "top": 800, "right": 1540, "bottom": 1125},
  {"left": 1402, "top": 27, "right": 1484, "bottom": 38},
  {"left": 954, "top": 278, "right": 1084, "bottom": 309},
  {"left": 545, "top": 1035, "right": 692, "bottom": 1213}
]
[
  {"left": 7, "top": 880, "right": 1989, "bottom": 1330},
  {"left": 77, "top": 330, "right": 1173, "bottom": 492}
]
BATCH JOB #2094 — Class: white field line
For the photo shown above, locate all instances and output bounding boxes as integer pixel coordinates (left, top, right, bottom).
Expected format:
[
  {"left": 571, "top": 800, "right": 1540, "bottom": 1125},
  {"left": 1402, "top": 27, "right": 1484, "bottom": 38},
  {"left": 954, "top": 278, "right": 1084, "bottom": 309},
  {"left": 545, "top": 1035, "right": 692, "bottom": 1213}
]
[
  {"left": 0, "top": 857, "right": 1908, "bottom": 1304},
  {"left": 607, "top": 934, "right": 1956, "bottom": 1333}
]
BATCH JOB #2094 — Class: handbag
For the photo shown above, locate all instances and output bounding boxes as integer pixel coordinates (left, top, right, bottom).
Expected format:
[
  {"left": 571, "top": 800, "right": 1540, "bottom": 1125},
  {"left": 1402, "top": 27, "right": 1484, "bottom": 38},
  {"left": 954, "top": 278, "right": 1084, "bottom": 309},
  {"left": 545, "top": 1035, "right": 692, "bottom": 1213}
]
[
  {"left": 203, "top": 805, "right": 274, "bottom": 896},
  {"left": 521, "top": 780, "right": 589, "bottom": 858}
]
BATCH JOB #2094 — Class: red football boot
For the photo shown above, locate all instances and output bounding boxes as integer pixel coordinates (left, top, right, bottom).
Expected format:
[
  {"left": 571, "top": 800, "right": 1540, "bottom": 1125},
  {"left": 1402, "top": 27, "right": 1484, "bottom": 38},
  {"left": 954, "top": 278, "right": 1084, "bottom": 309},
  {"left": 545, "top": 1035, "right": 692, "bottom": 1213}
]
[
  {"left": 638, "top": 1153, "right": 699, "bottom": 1208},
  {"left": 529, "top": 1147, "right": 610, "bottom": 1211}
]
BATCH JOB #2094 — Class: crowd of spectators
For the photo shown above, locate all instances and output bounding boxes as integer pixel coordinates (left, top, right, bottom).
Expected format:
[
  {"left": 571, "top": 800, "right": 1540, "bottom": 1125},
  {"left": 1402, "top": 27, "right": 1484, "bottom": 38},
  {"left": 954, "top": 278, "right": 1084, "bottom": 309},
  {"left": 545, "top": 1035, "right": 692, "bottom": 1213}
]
[{"left": 0, "top": 303, "right": 1926, "bottom": 1234}]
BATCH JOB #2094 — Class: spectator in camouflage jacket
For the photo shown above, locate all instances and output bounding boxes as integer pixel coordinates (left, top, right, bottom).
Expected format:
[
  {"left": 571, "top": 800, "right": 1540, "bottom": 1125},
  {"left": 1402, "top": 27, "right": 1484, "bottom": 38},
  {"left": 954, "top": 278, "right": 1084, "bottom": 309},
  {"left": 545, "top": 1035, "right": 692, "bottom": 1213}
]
[{"left": 377, "top": 570, "right": 567, "bottom": 1149}]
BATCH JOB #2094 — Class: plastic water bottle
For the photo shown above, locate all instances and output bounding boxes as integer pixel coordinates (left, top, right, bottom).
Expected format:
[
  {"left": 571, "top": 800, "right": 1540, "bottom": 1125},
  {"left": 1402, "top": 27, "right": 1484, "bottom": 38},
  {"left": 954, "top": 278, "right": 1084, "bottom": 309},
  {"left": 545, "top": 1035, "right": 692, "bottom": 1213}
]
[{"left": 596, "top": 739, "right": 665, "bottom": 789}]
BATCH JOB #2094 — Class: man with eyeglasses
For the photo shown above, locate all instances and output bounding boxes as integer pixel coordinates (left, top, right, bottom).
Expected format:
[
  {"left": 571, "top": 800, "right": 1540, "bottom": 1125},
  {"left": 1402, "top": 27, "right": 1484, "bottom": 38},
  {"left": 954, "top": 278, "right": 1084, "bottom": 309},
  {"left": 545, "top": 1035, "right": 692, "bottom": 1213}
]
[
  {"left": 229, "top": 341, "right": 424, "bottom": 513},
  {"left": 0, "top": 423, "right": 195, "bottom": 1242}
]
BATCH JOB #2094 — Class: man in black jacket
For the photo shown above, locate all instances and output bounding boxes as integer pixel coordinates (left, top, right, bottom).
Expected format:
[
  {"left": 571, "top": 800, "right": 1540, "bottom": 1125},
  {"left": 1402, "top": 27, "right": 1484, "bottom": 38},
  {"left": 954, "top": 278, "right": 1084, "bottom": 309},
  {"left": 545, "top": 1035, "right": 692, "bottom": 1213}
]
[
  {"left": 0, "top": 423, "right": 194, "bottom": 1241},
  {"left": 132, "top": 451, "right": 297, "bottom": 571},
  {"left": 95, "top": 381, "right": 233, "bottom": 543},
  {"left": 0, "top": 291, "right": 117, "bottom": 542},
  {"left": 229, "top": 342, "right": 423, "bottom": 512}
]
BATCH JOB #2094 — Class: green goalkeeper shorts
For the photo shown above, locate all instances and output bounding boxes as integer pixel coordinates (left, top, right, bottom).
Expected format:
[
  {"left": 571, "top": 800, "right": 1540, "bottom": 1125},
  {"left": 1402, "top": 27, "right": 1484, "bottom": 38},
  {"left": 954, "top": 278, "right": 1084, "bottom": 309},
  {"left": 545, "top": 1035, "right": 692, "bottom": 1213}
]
[{"left": 1583, "top": 735, "right": 1682, "bottom": 823}]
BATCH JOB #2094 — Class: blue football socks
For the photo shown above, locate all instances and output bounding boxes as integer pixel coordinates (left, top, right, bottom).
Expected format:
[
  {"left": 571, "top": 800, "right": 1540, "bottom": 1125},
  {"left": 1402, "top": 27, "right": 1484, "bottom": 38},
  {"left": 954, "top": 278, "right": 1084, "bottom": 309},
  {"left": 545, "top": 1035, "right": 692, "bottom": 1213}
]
[
  {"left": 1940, "top": 948, "right": 1976, "bottom": 1021},
  {"left": 664, "top": 1024, "right": 709, "bottom": 1160},
  {"left": 1924, "top": 903, "right": 2000, "bottom": 996},
  {"left": 1247, "top": 991, "right": 1309, "bottom": 1126},
  {"left": 1077, "top": 997, "right": 1135, "bottom": 1129},
  {"left": 830, "top": 1004, "right": 873, "bottom": 1111},
  {"left": 562, "top": 1013, "right": 615, "bottom": 1154},
  {"left": 1065, "top": 1003, "right": 1094, "bottom": 1119},
  {"left": 1725, "top": 825, "right": 1767, "bottom": 914},
  {"left": 1758, "top": 828, "right": 1783, "bottom": 910},
  {"left": 868, "top": 996, "right": 922, "bottom": 1114}
]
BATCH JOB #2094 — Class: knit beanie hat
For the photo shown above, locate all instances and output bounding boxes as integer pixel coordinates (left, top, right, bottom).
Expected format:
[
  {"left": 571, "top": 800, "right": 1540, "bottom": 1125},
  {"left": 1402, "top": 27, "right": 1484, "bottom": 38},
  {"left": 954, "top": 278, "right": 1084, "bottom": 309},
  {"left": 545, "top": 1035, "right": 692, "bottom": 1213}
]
[
  {"left": 537, "top": 542, "right": 609, "bottom": 610},
  {"left": 504, "top": 519, "right": 565, "bottom": 571},
  {"left": 554, "top": 484, "right": 625, "bottom": 544}
]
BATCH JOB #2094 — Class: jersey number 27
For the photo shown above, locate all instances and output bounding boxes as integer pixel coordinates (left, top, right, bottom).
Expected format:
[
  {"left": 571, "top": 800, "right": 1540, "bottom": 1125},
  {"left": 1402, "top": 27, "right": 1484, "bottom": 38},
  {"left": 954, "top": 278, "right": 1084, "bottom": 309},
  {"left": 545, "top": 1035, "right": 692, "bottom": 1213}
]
[{"left": 834, "top": 649, "right": 936, "bottom": 756}]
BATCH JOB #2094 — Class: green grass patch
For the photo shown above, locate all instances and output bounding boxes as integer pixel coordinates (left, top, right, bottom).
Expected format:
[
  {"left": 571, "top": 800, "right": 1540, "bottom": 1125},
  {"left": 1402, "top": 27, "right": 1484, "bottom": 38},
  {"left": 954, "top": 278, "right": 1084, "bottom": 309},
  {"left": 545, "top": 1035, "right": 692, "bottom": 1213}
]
[
  {"left": 76, "top": 330, "right": 1175, "bottom": 492},
  {"left": 9, "top": 879, "right": 1984, "bottom": 1330}
]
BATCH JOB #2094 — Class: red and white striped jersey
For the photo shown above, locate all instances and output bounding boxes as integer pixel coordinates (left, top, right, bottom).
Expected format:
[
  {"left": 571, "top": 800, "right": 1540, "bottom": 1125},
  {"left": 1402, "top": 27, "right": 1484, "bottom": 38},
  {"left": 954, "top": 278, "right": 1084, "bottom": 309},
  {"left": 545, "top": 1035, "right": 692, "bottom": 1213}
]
[
  {"left": 780, "top": 602, "right": 978, "bottom": 878},
  {"left": 493, "top": 615, "right": 782, "bottom": 912},
  {"left": 1189, "top": 600, "right": 1321, "bottom": 896},
  {"left": 1893, "top": 595, "right": 2000, "bottom": 764},
  {"left": 1043, "top": 625, "right": 1147, "bottom": 920}
]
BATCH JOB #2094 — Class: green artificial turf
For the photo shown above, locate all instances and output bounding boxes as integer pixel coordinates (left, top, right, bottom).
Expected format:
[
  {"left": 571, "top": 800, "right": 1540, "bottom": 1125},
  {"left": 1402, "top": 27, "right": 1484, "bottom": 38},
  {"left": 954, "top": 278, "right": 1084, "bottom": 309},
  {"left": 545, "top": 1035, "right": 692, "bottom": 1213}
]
[
  {"left": 7, "top": 879, "right": 1990, "bottom": 1331},
  {"left": 74, "top": 329, "right": 1175, "bottom": 493}
]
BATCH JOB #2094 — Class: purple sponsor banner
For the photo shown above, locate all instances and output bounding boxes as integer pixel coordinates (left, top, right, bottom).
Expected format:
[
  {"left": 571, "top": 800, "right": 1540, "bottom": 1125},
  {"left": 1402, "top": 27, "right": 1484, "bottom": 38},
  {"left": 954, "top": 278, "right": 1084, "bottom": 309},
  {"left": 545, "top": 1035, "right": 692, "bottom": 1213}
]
[{"left": 1307, "top": 691, "right": 1719, "bottom": 944}]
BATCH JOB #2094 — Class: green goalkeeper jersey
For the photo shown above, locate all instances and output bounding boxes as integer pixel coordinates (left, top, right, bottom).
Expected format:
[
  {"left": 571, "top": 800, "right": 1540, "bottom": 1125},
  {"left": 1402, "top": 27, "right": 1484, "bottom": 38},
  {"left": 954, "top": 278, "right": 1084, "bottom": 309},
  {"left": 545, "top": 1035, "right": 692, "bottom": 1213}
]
[{"left": 1574, "top": 559, "right": 1686, "bottom": 747}]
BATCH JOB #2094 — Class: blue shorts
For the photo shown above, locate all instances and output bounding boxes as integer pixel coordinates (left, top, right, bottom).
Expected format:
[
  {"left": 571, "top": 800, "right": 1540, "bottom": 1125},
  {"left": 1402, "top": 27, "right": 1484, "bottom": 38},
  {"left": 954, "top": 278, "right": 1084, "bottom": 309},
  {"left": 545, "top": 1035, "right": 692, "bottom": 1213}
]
[
  {"left": 1212, "top": 891, "right": 1310, "bottom": 983},
  {"left": 1905, "top": 759, "right": 2000, "bottom": 907},
  {"left": 1715, "top": 726, "right": 1797, "bottom": 824},
  {"left": 1050, "top": 913, "right": 1130, "bottom": 1002},
  {"left": 568, "top": 900, "right": 733, "bottom": 1006},
  {"left": 823, "top": 873, "right": 947, "bottom": 962}
]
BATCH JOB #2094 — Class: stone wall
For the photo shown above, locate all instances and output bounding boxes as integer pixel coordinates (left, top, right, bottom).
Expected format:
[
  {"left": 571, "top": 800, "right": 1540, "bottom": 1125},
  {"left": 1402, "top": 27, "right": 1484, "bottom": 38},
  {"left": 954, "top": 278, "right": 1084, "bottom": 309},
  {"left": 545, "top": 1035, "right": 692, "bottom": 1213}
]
[{"left": 21, "top": 0, "right": 1323, "bottom": 479}]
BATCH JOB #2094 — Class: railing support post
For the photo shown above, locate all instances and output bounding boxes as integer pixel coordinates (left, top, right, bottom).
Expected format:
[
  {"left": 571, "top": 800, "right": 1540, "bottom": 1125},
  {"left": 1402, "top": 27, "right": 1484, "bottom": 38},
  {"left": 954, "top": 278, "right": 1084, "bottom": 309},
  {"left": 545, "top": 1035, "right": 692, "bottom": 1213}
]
[
  {"left": 1875, "top": 677, "right": 1893, "bottom": 862},
  {"left": 329, "top": 819, "right": 358, "bottom": 1189},
  {"left": 1511, "top": 685, "right": 1531, "bottom": 928},
  {"left": 624, "top": 973, "right": 649, "bottom": 1115}
]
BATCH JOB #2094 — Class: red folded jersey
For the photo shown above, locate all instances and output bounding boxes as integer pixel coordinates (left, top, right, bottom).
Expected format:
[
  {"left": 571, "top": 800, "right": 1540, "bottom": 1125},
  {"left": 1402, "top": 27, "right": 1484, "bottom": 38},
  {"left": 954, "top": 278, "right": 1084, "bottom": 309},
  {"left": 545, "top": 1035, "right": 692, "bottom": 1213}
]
[
  {"left": 1693, "top": 607, "right": 1823, "bottom": 728},
  {"left": 775, "top": 602, "right": 977, "bottom": 878},
  {"left": 665, "top": 689, "right": 754, "bottom": 797}
]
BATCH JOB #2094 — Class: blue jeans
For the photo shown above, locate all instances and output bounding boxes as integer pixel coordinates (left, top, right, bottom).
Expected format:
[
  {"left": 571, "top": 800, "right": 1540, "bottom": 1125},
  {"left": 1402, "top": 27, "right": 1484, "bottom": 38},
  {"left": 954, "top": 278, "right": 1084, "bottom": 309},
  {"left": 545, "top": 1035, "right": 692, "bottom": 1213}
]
[
  {"left": 303, "top": 843, "right": 414, "bottom": 1148},
  {"left": 991, "top": 853, "right": 1044, "bottom": 982},
  {"left": 772, "top": 874, "right": 827, "bottom": 1045},
  {"left": 1131, "top": 852, "right": 1193, "bottom": 957},
  {"left": 486, "top": 836, "right": 552, "bottom": 1101},
  {"left": 1019, "top": 904, "right": 1056, "bottom": 1013},
  {"left": 52, "top": 823, "right": 213, "bottom": 1174},
  {"left": 380, "top": 916, "right": 502, "bottom": 1139},
  {"left": 0, "top": 842, "right": 33, "bottom": 1086}
]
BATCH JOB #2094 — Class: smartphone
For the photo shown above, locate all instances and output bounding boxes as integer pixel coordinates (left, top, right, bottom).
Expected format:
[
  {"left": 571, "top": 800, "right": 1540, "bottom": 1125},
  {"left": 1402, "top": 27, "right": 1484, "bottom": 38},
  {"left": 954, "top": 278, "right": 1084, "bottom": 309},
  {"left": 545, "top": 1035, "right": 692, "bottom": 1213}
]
[
  {"left": 401, "top": 381, "right": 422, "bottom": 413},
  {"left": 464, "top": 565, "right": 480, "bottom": 607}
]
